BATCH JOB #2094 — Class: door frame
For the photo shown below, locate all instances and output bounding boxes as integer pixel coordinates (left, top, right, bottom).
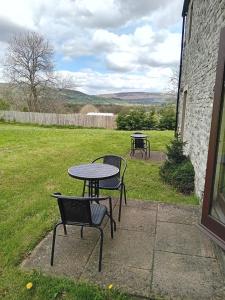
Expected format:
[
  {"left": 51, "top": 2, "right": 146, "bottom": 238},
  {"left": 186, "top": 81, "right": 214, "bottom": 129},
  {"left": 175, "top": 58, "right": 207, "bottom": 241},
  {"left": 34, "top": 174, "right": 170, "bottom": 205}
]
[{"left": 201, "top": 27, "right": 225, "bottom": 249}]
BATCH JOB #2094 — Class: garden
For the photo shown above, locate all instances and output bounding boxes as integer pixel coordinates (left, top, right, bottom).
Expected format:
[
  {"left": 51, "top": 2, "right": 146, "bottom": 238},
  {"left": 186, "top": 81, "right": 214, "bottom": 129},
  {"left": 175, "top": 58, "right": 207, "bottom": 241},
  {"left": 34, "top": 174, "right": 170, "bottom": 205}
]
[{"left": 0, "top": 122, "right": 198, "bottom": 300}]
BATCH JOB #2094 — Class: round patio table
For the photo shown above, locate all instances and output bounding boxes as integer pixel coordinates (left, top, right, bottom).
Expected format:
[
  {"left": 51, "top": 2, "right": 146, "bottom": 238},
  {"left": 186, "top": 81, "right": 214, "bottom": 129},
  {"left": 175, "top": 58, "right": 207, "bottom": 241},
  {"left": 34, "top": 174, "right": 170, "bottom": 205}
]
[
  {"left": 130, "top": 133, "right": 148, "bottom": 139},
  {"left": 68, "top": 163, "right": 119, "bottom": 197}
]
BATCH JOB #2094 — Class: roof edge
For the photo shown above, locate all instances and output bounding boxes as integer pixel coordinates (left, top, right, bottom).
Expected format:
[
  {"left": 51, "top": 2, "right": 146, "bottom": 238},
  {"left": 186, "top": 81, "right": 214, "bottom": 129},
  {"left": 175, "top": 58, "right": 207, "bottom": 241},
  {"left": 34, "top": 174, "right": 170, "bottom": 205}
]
[{"left": 182, "top": 0, "right": 190, "bottom": 17}]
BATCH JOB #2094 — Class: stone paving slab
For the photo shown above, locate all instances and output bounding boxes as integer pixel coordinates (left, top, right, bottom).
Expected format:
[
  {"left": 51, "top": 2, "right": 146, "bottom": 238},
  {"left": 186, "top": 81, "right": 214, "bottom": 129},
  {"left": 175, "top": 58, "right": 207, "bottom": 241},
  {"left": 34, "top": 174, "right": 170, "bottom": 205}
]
[
  {"left": 90, "top": 229, "right": 154, "bottom": 270},
  {"left": 21, "top": 200, "right": 224, "bottom": 299},
  {"left": 124, "top": 199, "right": 158, "bottom": 210},
  {"left": 157, "top": 203, "right": 200, "bottom": 225},
  {"left": 155, "top": 222, "right": 215, "bottom": 258},
  {"left": 80, "top": 261, "right": 151, "bottom": 298},
  {"left": 21, "top": 231, "right": 97, "bottom": 279},
  {"left": 116, "top": 206, "right": 156, "bottom": 233},
  {"left": 152, "top": 251, "right": 224, "bottom": 300},
  {"left": 130, "top": 151, "right": 166, "bottom": 162}
]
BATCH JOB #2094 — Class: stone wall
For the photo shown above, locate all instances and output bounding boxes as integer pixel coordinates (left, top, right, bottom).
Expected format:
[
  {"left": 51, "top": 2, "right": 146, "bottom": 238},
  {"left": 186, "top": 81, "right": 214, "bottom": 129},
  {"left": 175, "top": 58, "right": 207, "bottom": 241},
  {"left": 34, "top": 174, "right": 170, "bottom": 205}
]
[{"left": 178, "top": 0, "right": 225, "bottom": 198}]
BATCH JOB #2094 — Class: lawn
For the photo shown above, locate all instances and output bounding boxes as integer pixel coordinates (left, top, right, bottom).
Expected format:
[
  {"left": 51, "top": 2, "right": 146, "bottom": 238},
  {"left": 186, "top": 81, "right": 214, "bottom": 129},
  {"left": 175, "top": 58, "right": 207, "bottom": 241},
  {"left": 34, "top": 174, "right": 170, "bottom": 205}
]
[{"left": 0, "top": 123, "right": 198, "bottom": 300}]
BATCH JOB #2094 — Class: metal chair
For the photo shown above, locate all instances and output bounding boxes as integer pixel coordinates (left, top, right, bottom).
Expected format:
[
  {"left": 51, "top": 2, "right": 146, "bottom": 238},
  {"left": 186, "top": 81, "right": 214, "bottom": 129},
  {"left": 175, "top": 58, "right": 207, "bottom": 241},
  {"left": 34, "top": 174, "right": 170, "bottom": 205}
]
[
  {"left": 50, "top": 193, "right": 116, "bottom": 272},
  {"left": 131, "top": 134, "right": 150, "bottom": 159},
  {"left": 83, "top": 155, "right": 127, "bottom": 222}
]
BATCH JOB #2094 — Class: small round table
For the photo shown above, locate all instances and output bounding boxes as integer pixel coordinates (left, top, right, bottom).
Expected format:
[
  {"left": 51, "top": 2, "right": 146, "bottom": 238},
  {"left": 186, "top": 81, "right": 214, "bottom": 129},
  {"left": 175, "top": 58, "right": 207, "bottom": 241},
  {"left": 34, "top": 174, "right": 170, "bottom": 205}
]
[
  {"left": 68, "top": 163, "right": 119, "bottom": 197},
  {"left": 130, "top": 133, "right": 148, "bottom": 139}
]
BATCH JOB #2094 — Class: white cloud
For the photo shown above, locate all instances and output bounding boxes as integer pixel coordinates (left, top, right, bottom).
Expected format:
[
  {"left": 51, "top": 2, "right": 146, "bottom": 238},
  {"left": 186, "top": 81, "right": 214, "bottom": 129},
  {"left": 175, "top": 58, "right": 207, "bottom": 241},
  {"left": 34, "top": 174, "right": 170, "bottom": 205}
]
[
  {"left": 0, "top": 0, "right": 182, "bottom": 93},
  {"left": 56, "top": 68, "right": 173, "bottom": 95}
]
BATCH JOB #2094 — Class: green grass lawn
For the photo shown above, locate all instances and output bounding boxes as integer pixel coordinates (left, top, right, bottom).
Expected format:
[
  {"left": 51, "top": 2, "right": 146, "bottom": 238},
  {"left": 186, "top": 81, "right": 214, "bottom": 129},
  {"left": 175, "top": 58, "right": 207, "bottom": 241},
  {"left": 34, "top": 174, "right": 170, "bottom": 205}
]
[{"left": 0, "top": 123, "right": 198, "bottom": 300}]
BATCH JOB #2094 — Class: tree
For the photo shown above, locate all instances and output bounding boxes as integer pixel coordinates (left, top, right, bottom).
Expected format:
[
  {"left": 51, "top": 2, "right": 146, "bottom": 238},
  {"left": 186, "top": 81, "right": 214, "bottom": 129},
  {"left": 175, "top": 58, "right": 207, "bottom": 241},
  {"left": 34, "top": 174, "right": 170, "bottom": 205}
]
[
  {"left": 168, "top": 68, "right": 179, "bottom": 97},
  {"left": 4, "top": 31, "right": 54, "bottom": 112}
]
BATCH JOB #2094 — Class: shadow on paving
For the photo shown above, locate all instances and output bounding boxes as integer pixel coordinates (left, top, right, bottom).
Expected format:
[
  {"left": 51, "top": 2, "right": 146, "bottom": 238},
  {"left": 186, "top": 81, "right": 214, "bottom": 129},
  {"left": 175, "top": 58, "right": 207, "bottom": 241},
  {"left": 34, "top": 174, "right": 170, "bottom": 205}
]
[
  {"left": 21, "top": 199, "right": 225, "bottom": 300},
  {"left": 129, "top": 151, "right": 166, "bottom": 162}
]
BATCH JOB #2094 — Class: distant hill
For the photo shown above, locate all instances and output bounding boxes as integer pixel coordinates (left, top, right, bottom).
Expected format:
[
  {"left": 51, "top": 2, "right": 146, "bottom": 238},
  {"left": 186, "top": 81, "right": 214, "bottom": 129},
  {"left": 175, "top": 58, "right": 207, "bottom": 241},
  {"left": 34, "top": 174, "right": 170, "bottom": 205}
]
[
  {"left": 98, "top": 92, "right": 176, "bottom": 105},
  {"left": 0, "top": 82, "right": 176, "bottom": 106},
  {"left": 60, "top": 89, "right": 176, "bottom": 105}
]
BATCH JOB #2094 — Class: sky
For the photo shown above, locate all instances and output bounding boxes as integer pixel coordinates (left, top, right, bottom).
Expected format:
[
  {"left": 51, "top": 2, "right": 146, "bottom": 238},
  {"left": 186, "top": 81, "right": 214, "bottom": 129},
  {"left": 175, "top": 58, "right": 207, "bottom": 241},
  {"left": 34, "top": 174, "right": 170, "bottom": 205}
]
[{"left": 0, "top": 0, "right": 183, "bottom": 95}]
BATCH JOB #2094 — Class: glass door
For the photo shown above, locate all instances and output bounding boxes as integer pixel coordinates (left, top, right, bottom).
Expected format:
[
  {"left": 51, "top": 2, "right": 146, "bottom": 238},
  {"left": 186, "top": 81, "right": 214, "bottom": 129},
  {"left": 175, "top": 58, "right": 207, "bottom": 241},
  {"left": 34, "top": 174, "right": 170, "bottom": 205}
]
[
  {"left": 210, "top": 80, "right": 225, "bottom": 224},
  {"left": 201, "top": 27, "right": 225, "bottom": 249}
]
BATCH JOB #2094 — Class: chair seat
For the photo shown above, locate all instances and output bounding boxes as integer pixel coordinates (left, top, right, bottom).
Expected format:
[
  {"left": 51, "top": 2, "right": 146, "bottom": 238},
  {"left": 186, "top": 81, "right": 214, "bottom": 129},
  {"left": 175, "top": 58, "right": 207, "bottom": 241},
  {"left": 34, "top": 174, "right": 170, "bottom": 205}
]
[
  {"left": 91, "top": 204, "right": 107, "bottom": 225},
  {"left": 86, "top": 176, "right": 121, "bottom": 190},
  {"left": 98, "top": 176, "right": 121, "bottom": 190}
]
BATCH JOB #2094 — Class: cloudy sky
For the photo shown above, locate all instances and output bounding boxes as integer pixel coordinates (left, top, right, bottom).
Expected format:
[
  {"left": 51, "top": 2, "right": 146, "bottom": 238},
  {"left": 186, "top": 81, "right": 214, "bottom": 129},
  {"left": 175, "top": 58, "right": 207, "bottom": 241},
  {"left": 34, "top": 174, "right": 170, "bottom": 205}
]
[{"left": 0, "top": 0, "right": 183, "bottom": 95}]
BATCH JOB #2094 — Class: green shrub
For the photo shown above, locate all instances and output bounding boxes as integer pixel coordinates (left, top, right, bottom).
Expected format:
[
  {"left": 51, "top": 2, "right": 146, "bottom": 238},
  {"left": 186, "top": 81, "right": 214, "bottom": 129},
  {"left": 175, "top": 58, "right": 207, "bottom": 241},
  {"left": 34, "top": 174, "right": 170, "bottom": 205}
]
[
  {"left": 158, "top": 106, "right": 176, "bottom": 130},
  {"left": 160, "top": 136, "right": 195, "bottom": 194},
  {"left": 116, "top": 105, "right": 175, "bottom": 130},
  {"left": 0, "top": 99, "right": 10, "bottom": 110},
  {"left": 171, "top": 159, "right": 195, "bottom": 194},
  {"left": 116, "top": 109, "right": 146, "bottom": 130},
  {"left": 166, "top": 136, "right": 186, "bottom": 164}
]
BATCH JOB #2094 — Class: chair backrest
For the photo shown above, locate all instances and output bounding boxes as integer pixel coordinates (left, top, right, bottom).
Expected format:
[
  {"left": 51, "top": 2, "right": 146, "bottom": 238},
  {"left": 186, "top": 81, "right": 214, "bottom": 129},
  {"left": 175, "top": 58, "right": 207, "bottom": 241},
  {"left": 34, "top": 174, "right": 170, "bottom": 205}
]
[
  {"left": 52, "top": 194, "right": 92, "bottom": 225},
  {"left": 134, "top": 138, "right": 146, "bottom": 149},
  {"left": 103, "top": 155, "right": 122, "bottom": 172},
  {"left": 93, "top": 155, "right": 126, "bottom": 179}
]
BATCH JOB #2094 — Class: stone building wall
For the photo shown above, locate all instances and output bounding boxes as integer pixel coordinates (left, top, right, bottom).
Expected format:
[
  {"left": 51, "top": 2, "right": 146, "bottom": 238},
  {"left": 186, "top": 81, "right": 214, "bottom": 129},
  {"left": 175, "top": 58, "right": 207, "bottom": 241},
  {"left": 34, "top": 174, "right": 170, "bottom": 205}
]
[{"left": 178, "top": 0, "right": 225, "bottom": 198}]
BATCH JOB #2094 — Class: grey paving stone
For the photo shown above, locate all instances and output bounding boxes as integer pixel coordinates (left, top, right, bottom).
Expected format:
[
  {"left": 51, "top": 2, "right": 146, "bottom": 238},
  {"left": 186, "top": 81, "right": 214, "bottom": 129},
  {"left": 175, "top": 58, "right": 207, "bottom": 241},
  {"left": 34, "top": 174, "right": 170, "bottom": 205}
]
[
  {"left": 130, "top": 151, "right": 166, "bottom": 162},
  {"left": 57, "top": 224, "right": 100, "bottom": 240},
  {"left": 21, "top": 230, "right": 98, "bottom": 279},
  {"left": 80, "top": 261, "right": 151, "bottom": 298},
  {"left": 91, "top": 229, "right": 154, "bottom": 270},
  {"left": 155, "top": 221, "right": 215, "bottom": 258},
  {"left": 158, "top": 203, "right": 200, "bottom": 225},
  {"left": 20, "top": 200, "right": 224, "bottom": 299},
  {"left": 152, "top": 251, "right": 224, "bottom": 300},
  {"left": 125, "top": 199, "right": 158, "bottom": 210},
  {"left": 116, "top": 205, "right": 156, "bottom": 234}
]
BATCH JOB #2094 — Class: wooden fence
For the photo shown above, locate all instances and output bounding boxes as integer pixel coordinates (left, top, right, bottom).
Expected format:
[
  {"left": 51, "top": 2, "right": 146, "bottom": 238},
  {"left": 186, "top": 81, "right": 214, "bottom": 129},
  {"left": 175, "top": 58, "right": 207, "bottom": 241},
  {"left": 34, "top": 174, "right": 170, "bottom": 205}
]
[{"left": 0, "top": 111, "right": 117, "bottom": 129}]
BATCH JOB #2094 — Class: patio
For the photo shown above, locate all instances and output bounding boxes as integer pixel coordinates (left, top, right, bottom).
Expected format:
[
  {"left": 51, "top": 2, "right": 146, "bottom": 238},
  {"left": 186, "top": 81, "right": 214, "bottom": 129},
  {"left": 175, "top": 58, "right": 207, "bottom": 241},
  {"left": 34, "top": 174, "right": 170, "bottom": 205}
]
[{"left": 21, "top": 199, "right": 225, "bottom": 300}]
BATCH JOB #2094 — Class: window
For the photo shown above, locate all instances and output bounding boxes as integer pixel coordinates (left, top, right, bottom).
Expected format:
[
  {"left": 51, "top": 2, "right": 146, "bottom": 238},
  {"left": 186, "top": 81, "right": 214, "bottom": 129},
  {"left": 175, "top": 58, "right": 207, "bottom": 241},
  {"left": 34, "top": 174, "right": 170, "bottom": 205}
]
[
  {"left": 181, "top": 91, "right": 187, "bottom": 137},
  {"left": 188, "top": 2, "right": 193, "bottom": 41}
]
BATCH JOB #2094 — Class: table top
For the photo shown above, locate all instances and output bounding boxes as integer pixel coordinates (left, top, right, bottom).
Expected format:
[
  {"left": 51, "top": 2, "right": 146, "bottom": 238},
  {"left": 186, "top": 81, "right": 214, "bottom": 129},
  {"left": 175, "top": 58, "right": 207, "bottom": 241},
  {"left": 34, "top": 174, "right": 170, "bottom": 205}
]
[
  {"left": 68, "top": 163, "right": 119, "bottom": 180},
  {"left": 131, "top": 133, "right": 148, "bottom": 138}
]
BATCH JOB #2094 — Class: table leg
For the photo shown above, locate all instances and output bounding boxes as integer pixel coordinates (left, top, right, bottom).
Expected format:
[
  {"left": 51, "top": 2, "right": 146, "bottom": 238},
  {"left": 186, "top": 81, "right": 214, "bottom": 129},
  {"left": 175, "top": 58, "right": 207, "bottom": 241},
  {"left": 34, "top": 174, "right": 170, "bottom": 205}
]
[
  {"left": 88, "top": 180, "right": 100, "bottom": 198},
  {"left": 95, "top": 180, "right": 99, "bottom": 197}
]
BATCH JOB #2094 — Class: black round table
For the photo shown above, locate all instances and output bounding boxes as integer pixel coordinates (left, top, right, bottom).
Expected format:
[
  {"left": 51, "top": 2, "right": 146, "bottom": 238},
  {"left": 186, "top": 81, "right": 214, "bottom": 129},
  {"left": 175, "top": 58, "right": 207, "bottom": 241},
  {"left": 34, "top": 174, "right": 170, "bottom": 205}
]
[
  {"left": 68, "top": 163, "right": 119, "bottom": 197},
  {"left": 130, "top": 133, "right": 148, "bottom": 139}
]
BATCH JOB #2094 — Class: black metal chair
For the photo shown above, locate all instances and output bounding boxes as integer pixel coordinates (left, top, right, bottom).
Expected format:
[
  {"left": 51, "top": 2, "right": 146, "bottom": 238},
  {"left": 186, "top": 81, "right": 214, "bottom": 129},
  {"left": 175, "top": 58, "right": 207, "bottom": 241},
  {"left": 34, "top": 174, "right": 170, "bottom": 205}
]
[
  {"left": 83, "top": 155, "right": 127, "bottom": 222},
  {"left": 131, "top": 133, "right": 150, "bottom": 159},
  {"left": 50, "top": 193, "right": 116, "bottom": 272}
]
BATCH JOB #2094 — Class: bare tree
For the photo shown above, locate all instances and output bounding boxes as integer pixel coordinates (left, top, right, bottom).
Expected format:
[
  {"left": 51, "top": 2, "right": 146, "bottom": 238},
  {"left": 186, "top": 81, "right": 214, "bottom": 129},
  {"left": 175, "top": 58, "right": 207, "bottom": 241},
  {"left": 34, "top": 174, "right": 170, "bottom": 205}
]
[
  {"left": 53, "top": 73, "right": 76, "bottom": 91},
  {"left": 4, "top": 31, "right": 54, "bottom": 112},
  {"left": 168, "top": 68, "right": 179, "bottom": 97}
]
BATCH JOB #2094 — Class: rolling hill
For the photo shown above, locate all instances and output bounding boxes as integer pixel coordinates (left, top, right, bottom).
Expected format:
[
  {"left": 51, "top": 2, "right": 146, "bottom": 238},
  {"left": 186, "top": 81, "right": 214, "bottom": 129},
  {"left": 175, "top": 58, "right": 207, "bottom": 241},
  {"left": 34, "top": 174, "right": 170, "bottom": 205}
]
[{"left": 0, "top": 82, "right": 176, "bottom": 106}]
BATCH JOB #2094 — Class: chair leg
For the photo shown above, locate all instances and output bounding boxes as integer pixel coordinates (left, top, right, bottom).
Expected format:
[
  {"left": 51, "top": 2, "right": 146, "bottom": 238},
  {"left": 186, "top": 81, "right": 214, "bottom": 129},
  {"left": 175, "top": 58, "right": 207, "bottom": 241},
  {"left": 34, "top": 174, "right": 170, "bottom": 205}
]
[
  {"left": 108, "top": 197, "right": 114, "bottom": 239},
  {"left": 82, "top": 180, "right": 86, "bottom": 196},
  {"left": 80, "top": 226, "right": 84, "bottom": 238},
  {"left": 51, "top": 222, "right": 61, "bottom": 266},
  {"left": 113, "top": 219, "right": 117, "bottom": 231},
  {"left": 63, "top": 224, "right": 67, "bottom": 235},
  {"left": 123, "top": 184, "right": 127, "bottom": 205},
  {"left": 97, "top": 227, "right": 104, "bottom": 272},
  {"left": 118, "top": 186, "right": 123, "bottom": 222},
  {"left": 109, "top": 214, "right": 114, "bottom": 239}
]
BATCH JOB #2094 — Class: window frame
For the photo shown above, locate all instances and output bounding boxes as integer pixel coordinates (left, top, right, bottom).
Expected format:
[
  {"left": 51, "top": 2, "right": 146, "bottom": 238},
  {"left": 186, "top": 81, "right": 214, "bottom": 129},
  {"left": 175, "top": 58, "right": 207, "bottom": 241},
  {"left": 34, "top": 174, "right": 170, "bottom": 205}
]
[
  {"left": 188, "top": 1, "right": 193, "bottom": 41},
  {"left": 201, "top": 27, "right": 225, "bottom": 249}
]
